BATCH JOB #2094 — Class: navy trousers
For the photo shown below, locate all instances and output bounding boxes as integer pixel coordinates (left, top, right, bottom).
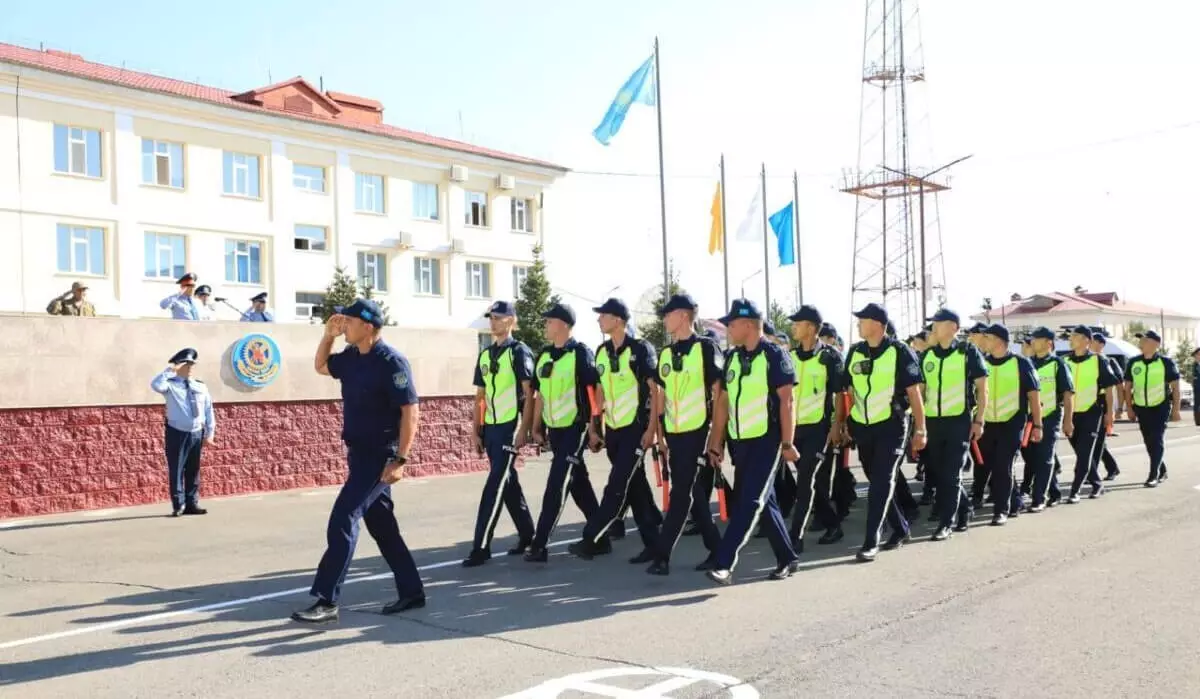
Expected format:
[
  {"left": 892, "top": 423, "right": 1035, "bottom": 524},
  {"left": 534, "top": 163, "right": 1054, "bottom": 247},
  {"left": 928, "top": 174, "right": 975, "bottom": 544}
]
[
  {"left": 165, "top": 426, "right": 203, "bottom": 510},
  {"left": 978, "top": 419, "right": 1024, "bottom": 516},
  {"left": 532, "top": 424, "right": 599, "bottom": 549},
  {"left": 471, "top": 421, "right": 535, "bottom": 552},
  {"left": 715, "top": 437, "right": 796, "bottom": 570},
  {"left": 831, "top": 451, "right": 857, "bottom": 519},
  {"left": 787, "top": 422, "right": 839, "bottom": 540},
  {"left": 1027, "top": 412, "right": 1062, "bottom": 506},
  {"left": 1068, "top": 411, "right": 1104, "bottom": 495},
  {"left": 1092, "top": 426, "right": 1119, "bottom": 478},
  {"left": 652, "top": 429, "right": 722, "bottom": 562},
  {"left": 310, "top": 444, "right": 423, "bottom": 604},
  {"left": 1134, "top": 406, "right": 1168, "bottom": 481},
  {"left": 924, "top": 419, "right": 970, "bottom": 529},
  {"left": 849, "top": 419, "right": 910, "bottom": 549},
  {"left": 583, "top": 423, "right": 662, "bottom": 548}
]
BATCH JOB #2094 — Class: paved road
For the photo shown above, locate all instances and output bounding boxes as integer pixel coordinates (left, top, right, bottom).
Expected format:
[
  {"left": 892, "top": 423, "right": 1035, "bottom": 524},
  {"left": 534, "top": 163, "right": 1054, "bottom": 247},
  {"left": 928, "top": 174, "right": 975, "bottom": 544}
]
[{"left": 2, "top": 422, "right": 1199, "bottom": 698}]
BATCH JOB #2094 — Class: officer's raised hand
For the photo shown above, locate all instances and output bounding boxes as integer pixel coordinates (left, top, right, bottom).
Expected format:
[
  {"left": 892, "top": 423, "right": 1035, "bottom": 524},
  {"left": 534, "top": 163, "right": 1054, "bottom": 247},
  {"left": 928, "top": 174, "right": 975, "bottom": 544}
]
[{"left": 324, "top": 314, "right": 346, "bottom": 338}]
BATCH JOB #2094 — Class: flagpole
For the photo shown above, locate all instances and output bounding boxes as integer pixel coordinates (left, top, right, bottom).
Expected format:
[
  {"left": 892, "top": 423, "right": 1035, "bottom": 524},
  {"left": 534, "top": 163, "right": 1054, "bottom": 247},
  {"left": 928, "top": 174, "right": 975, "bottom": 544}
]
[
  {"left": 760, "top": 163, "right": 770, "bottom": 309},
  {"left": 720, "top": 154, "right": 730, "bottom": 311},
  {"left": 653, "top": 37, "right": 669, "bottom": 304},
  {"left": 793, "top": 170, "right": 802, "bottom": 305}
]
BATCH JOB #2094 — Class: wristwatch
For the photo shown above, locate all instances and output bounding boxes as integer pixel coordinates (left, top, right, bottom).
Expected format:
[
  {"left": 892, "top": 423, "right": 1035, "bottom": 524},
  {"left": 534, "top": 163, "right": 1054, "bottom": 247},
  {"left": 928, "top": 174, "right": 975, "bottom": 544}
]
[
  {"left": 781, "top": 442, "right": 793, "bottom": 450},
  {"left": 395, "top": 455, "right": 409, "bottom": 465},
  {"left": 1032, "top": 424, "right": 1043, "bottom": 430}
]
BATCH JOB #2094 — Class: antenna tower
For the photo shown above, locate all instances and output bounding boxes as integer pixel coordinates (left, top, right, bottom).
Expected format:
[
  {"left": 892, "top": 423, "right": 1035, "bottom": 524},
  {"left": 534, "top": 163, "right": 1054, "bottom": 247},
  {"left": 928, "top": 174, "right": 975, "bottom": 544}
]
[{"left": 842, "top": 0, "right": 950, "bottom": 335}]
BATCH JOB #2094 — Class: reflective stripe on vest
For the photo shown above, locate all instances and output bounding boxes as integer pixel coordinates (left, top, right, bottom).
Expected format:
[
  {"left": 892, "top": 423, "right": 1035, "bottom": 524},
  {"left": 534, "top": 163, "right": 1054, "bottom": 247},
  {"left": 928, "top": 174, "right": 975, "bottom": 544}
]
[
  {"left": 537, "top": 350, "right": 579, "bottom": 428},
  {"left": 660, "top": 342, "right": 707, "bottom": 433},
  {"left": 923, "top": 350, "right": 967, "bottom": 417},
  {"left": 481, "top": 347, "right": 518, "bottom": 424},
  {"left": 1071, "top": 355, "right": 1100, "bottom": 412},
  {"left": 726, "top": 351, "right": 770, "bottom": 439},
  {"left": 1036, "top": 359, "right": 1058, "bottom": 417},
  {"left": 848, "top": 345, "right": 897, "bottom": 425},
  {"left": 985, "top": 356, "right": 1020, "bottom": 422},
  {"left": 791, "top": 351, "right": 828, "bottom": 425},
  {"left": 1131, "top": 357, "right": 1167, "bottom": 407},
  {"left": 597, "top": 344, "right": 639, "bottom": 428}
]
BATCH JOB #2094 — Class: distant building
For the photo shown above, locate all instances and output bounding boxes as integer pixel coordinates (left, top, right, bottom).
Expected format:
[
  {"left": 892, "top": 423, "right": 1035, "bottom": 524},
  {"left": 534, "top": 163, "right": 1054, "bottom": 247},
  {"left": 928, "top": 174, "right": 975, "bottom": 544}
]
[{"left": 970, "top": 290, "right": 1200, "bottom": 350}]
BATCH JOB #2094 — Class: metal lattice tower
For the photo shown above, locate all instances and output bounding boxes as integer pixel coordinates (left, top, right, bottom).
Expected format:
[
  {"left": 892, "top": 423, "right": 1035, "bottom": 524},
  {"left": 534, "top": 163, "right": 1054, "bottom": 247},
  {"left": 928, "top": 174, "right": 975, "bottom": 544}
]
[{"left": 842, "top": 0, "right": 950, "bottom": 335}]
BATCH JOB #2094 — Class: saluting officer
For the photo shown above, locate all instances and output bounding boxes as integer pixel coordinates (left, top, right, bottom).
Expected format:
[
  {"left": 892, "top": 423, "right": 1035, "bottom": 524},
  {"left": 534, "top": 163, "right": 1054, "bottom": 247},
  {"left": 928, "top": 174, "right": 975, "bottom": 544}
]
[
  {"left": 293, "top": 299, "right": 424, "bottom": 623},
  {"left": 1026, "top": 326, "right": 1074, "bottom": 511},
  {"left": 462, "top": 300, "right": 536, "bottom": 567},
  {"left": 843, "top": 303, "right": 926, "bottom": 562},
  {"left": 1063, "top": 325, "right": 1119, "bottom": 503},
  {"left": 194, "top": 285, "right": 217, "bottom": 321},
  {"left": 646, "top": 293, "right": 725, "bottom": 575},
  {"left": 569, "top": 298, "right": 664, "bottom": 563},
  {"left": 705, "top": 299, "right": 799, "bottom": 584},
  {"left": 242, "top": 292, "right": 274, "bottom": 322},
  {"left": 150, "top": 348, "right": 215, "bottom": 516},
  {"left": 1125, "top": 329, "right": 1182, "bottom": 487},
  {"left": 160, "top": 272, "right": 202, "bottom": 320},
  {"left": 525, "top": 303, "right": 601, "bottom": 563},
  {"left": 977, "top": 324, "right": 1042, "bottom": 525}
]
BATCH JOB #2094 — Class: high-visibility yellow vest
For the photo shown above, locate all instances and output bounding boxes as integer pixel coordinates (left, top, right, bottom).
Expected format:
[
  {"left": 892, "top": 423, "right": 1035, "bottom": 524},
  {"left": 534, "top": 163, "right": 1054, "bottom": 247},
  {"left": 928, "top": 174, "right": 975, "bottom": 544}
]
[
  {"left": 1071, "top": 354, "right": 1100, "bottom": 412},
  {"left": 536, "top": 349, "right": 579, "bottom": 428},
  {"left": 791, "top": 350, "right": 829, "bottom": 425},
  {"left": 1130, "top": 356, "right": 1167, "bottom": 408},
  {"left": 1035, "top": 357, "right": 1058, "bottom": 417},
  {"left": 479, "top": 345, "right": 519, "bottom": 424},
  {"left": 660, "top": 341, "right": 707, "bottom": 434},
  {"left": 923, "top": 348, "right": 967, "bottom": 418},
  {"left": 848, "top": 344, "right": 897, "bottom": 425},
  {"left": 726, "top": 351, "right": 770, "bottom": 439},
  {"left": 984, "top": 355, "right": 1020, "bottom": 423},
  {"left": 597, "top": 343, "right": 639, "bottom": 428}
]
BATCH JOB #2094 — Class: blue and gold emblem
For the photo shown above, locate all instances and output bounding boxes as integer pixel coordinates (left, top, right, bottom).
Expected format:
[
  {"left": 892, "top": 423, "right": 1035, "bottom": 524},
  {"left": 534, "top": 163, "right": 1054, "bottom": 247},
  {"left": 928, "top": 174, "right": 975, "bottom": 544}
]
[{"left": 231, "top": 333, "right": 281, "bottom": 388}]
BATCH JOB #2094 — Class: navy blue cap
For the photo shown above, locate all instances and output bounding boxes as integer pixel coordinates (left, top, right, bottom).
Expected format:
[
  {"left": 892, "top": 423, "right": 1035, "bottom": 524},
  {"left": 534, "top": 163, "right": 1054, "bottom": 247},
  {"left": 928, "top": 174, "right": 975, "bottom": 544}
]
[
  {"left": 177, "top": 272, "right": 197, "bottom": 285},
  {"left": 985, "top": 323, "right": 1010, "bottom": 343},
  {"left": 966, "top": 322, "right": 988, "bottom": 334},
  {"left": 1141, "top": 329, "right": 1162, "bottom": 343},
  {"left": 659, "top": 293, "right": 698, "bottom": 317},
  {"left": 592, "top": 297, "right": 631, "bottom": 321},
  {"left": 885, "top": 321, "right": 897, "bottom": 338},
  {"left": 854, "top": 302, "right": 889, "bottom": 326},
  {"left": 251, "top": 292, "right": 268, "bottom": 303},
  {"left": 541, "top": 302, "right": 576, "bottom": 326},
  {"left": 195, "top": 285, "right": 212, "bottom": 296},
  {"left": 929, "top": 308, "right": 960, "bottom": 325},
  {"left": 1030, "top": 326, "right": 1056, "bottom": 340},
  {"left": 914, "top": 330, "right": 929, "bottom": 341},
  {"left": 334, "top": 298, "right": 384, "bottom": 328},
  {"left": 763, "top": 321, "right": 777, "bottom": 336},
  {"left": 169, "top": 347, "right": 198, "bottom": 364},
  {"left": 718, "top": 298, "right": 762, "bottom": 325},
  {"left": 1091, "top": 332, "right": 1107, "bottom": 344},
  {"left": 818, "top": 322, "right": 837, "bottom": 338},
  {"left": 789, "top": 304, "right": 823, "bottom": 325},
  {"left": 484, "top": 300, "right": 515, "bottom": 318},
  {"left": 1069, "top": 325, "right": 1092, "bottom": 338}
]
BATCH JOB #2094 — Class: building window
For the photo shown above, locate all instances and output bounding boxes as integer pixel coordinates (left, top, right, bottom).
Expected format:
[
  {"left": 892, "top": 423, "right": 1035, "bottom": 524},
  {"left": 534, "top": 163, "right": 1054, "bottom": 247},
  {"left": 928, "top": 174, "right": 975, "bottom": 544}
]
[
  {"left": 511, "top": 198, "right": 534, "bottom": 233},
  {"left": 141, "top": 139, "right": 185, "bottom": 188},
  {"left": 296, "top": 292, "right": 325, "bottom": 320},
  {"left": 293, "top": 224, "right": 328, "bottom": 252},
  {"left": 144, "top": 232, "right": 186, "bottom": 279},
  {"left": 465, "top": 191, "right": 488, "bottom": 227},
  {"left": 466, "top": 261, "right": 492, "bottom": 298},
  {"left": 358, "top": 252, "right": 388, "bottom": 292},
  {"left": 53, "top": 124, "right": 102, "bottom": 178},
  {"left": 355, "top": 173, "right": 385, "bottom": 213},
  {"left": 293, "top": 164, "right": 326, "bottom": 193},
  {"left": 222, "top": 151, "right": 261, "bottom": 198},
  {"left": 55, "top": 224, "right": 105, "bottom": 275},
  {"left": 512, "top": 265, "right": 529, "bottom": 298},
  {"left": 224, "top": 240, "right": 262, "bottom": 284},
  {"left": 412, "top": 182, "right": 439, "bottom": 220},
  {"left": 478, "top": 333, "right": 493, "bottom": 352},
  {"left": 413, "top": 257, "right": 442, "bottom": 295}
]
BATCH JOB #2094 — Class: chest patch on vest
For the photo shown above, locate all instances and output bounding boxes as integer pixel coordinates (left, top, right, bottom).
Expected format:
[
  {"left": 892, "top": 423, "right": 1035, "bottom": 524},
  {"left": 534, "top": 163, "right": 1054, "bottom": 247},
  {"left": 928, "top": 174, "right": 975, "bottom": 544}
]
[
  {"left": 481, "top": 363, "right": 490, "bottom": 376},
  {"left": 597, "top": 363, "right": 607, "bottom": 377},
  {"left": 852, "top": 360, "right": 871, "bottom": 375},
  {"left": 924, "top": 360, "right": 935, "bottom": 373},
  {"left": 1132, "top": 365, "right": 1143, "bottom": 376},
  {"left": 725, "top": 368, "right": 736, "bottom": 384},
  {"left": 660, "top": 363, "right": 671, "bottom": 377}
]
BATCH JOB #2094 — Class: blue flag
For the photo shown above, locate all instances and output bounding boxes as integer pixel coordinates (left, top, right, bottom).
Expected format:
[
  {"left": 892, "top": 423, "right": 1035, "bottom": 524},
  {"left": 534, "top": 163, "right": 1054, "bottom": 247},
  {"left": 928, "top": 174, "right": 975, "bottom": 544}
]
[
  {"left": 593, "top": 54, "right": 656, "bottom": 146},
  {"left": 768, "top": 202, "right": 796, "bottom": 266}
]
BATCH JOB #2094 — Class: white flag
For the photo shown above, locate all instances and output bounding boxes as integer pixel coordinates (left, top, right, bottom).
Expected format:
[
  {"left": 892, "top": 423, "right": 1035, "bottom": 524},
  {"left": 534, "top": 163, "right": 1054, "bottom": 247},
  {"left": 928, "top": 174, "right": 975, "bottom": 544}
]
[{"left": 734, "top": 183, "right": 764, "bottom": 242}]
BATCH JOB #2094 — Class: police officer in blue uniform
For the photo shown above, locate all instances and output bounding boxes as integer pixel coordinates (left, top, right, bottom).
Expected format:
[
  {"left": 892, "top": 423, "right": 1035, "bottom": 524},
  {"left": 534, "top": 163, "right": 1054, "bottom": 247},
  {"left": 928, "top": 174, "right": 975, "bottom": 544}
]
[
  {"left": 1063, "top": 325, "right": 1119, "bottom": 503},
  {"left": 525, "top": 302, "right": 602, "bottom": 563},
  {"left": 292, "top": 299, "right": 424, "bottom": 623},
  {"left": 820, "top": 323, "right": 858, "bottom": 521},
  {"left": 569, "top": 297, "right": 664, "bottom": 562},
  {"left": 242, "top": 292, "right": 274, "bottom": 322},
  {"left": 462, "top": 300, "right": 536, "bottom": 567},
  {"left": 1191, "top": 347, "right": 1200, "bottom": 427},
  {"left": 964, "top": 321, "right": 992, "bottom": 507},
  {"left": 842, "top": 303, "right": 926, "bottom": 562},
  {"left": 1026, "top": 326, "right": 1073, "bottom": 511},
  {"left": 1088, "top": 332, "right": 1122, "bottom": 481},
  {"left": 977, "top": 324, "right": 1042, "bottom": 524},
  {"left": 1124, "top": 329, "right": 1182, "bottom": 487},
  {"left": 159, "top": 272, "right": 203, "bottom": 321},
  {"left": 150, "top": 348, "right": 215, "bottom": 516}
]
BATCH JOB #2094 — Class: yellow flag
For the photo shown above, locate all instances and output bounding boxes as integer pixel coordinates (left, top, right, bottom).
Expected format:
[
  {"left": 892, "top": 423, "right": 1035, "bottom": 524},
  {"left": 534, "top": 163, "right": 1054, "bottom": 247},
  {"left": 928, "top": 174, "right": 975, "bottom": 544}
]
[{"left": 707, "top": 181, "right": 723, "bottom": 255}]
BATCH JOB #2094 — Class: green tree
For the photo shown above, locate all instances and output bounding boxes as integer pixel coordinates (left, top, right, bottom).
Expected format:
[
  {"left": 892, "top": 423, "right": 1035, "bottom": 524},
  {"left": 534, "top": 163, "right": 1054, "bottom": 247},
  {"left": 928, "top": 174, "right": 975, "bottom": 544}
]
[
  {"left": 513, "top": 244, "right": 560, "bottom": 354},
  {"left": 636, "top": 265, "right": 684, "bottom": 351},
  {"left": 767, "top": 300, "right": 791, "bottom": 339},
  {"left": 1123, "top": 320, "right": 1148, "bottom": 344},
  {"left": 1173, "top": 338, "right": 1197, "bottom": 383},
  {"left": 320, "top": 266, "right": 392, "bottom": 325}
]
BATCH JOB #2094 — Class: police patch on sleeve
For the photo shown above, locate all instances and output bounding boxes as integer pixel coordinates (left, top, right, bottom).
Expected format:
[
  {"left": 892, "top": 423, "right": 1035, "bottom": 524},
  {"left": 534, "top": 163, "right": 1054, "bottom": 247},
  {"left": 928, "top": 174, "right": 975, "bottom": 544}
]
[{"left": 393, "top": 372, "right": 410, "bottom": 389}]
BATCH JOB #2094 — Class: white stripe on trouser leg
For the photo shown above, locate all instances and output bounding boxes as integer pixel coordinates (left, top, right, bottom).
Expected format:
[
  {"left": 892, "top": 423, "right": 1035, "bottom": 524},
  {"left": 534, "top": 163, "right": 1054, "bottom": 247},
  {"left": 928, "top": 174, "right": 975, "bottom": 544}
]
[
  {"left": 594, "top": 448, "right": 644, "bottom": 542},
  {"left": 729, "top": 447, "right": 783, "bottom": 572},
  {"left": 1038, "top": 434, "right": 1055, "bottom": 503},
  {"left": 546, "top": 430, "right": 588, "bottom": 540},
  {"left": 796, "top": 453, "right": 818, "bottom": 539},
  {"left": 1079, "top": 429, "right": 1099, "bottom": 492},
  {"left": 481, "top": 431, "right": 517, "bottom": 550},
  {"left": 874, "top": 419, "right": 911, "bottom": 546}
]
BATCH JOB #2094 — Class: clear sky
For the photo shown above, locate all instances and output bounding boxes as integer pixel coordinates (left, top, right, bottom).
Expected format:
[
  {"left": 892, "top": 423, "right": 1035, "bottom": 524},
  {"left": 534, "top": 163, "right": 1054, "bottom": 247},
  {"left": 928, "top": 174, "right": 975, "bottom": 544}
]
[{"left": 6, "top": 0, "right": 1199, "bottom": 346}]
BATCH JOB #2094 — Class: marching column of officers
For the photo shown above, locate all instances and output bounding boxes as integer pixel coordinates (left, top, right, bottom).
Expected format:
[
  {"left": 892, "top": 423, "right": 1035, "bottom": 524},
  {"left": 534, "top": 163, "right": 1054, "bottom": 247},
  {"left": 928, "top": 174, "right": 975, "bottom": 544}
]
[{"left": 464, "top": 295, "right": 1186, "bottom": 584}]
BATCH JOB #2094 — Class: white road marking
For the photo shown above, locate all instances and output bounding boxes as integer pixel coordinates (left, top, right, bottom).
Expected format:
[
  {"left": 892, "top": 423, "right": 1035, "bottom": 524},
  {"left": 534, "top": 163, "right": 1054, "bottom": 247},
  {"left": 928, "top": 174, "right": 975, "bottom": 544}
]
[{"left": 495, "top": 667, "right": 760, "bottom": 699}]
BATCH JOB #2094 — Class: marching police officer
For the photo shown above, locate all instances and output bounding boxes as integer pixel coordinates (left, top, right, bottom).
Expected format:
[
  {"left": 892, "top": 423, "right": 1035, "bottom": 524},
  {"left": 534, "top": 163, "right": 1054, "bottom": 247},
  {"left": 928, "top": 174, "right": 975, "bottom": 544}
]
[
  {"left": 1089, "top": 333, "right": 1123, "bottom": 481},
  {"left": 1192, "top": 347, "right": 1200, "bottom": 427},
  {"left": 1124, "top": 329, "right": 1182, "bottom": 487},
  {"left": 150, "top": 348, "right": 215, "bottom": 516},
  {"left": 843, "top": 303, "right": 926, "bottom": 562},
  {"left": 242, "top": 292, "right": 274, "bottom": 322},
  {"left": 462, "top": 301, "right": 536, "bottom": 567},
  {"left": 964, "top": 322, "right": 991, "bottom": 507},
  {"left": 569, "top": 298, "right": 664, "bottom": 562},
  {"left": 820, "top": 323, "right": 858, "bottom": 520},
  {"left": 1026, "top": 326, "right": 1073, "bottom": 511},
  {"left": 1063, "top": 325, "right": 1119, "bottom": 503},
  {"left": 526, "top": 303, "right": 601, "bottom": 563},
  {"left": 293, "top": 299, "right": 424, "bottom": 623},
  {"left": 977, "top": 324, "right": 1042, "bottom": 524},
  {"left": 705, "top": 299, "right": 799, "bottom": 584}
]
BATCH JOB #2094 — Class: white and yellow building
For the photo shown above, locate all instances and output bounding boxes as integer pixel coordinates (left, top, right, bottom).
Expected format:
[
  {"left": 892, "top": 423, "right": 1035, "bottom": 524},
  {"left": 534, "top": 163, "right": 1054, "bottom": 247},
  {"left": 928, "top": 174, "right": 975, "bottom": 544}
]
[{"left": 0, "top": 43, "right": 568, "bottom": 328}]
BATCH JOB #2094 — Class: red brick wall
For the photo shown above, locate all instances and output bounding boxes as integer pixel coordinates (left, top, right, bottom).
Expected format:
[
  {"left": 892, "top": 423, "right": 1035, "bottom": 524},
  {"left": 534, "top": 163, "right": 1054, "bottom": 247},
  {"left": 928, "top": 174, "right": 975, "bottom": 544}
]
[{"left": 0, "top": 396, "right": 489, "bottom": 519}]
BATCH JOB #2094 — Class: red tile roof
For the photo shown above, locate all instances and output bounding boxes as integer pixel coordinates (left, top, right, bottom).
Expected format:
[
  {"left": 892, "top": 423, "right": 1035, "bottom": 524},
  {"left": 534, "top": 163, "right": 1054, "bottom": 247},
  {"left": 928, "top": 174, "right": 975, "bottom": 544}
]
[
  {"left": 0, "top": 42, "right": 567, "bottom": 172},
  {"left": 984, "top": 291, "right": 1191, "bottom": 319}
]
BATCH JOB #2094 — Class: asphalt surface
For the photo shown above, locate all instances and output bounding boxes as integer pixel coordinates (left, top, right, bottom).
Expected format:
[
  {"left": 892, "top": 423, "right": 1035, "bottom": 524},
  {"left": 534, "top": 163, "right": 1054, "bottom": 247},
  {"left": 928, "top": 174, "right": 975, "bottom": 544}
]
[{"left": 2, "top": 422, "right": 1199, "bottom": 698}]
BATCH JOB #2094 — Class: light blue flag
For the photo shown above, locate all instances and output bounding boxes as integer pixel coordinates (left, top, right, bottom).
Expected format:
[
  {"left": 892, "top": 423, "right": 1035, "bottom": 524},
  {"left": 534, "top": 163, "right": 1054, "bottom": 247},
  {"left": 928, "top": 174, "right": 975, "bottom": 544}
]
[
  {"left": 593, "top": 54, "right": 656, "bottom": 146},
  {"left": 768, "top": 202, "right": 796, "bottom": 266}
]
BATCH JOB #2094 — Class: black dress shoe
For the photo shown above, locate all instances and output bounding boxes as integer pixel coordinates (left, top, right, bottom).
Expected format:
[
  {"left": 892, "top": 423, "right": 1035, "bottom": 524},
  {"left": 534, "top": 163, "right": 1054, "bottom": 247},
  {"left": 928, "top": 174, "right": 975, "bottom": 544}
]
[
  {"left": 646, "top": 559, "right": 670, "bottom": 576},
  {"left": 817, "top": 527, "right": 844, "bottom": 545},
  {"left": 462, "top": 549, "right": 491, "bottom": 568},
  {"left": 931, "top": 526, "right": 952, "bottom": 542},
  {"left": 769, "top": 560, "right": 801, "bottom": 580},
  {"left": 694, "top": 554, "right": 718, "bottom": 572},
  {"left": 1144, "top": 479, "right": 1159, "bottom": 488},
  {"left": 1089, "top": 486, "right": 1105, "bottom": 499},
  {"left": 881, "top": 532, "right": 910, "bottom": 551},
  {"left": 182, "top": 505, "right": 207, "bottom": 515},
  {"left": 707, "top": 569, "right": 734, "bottom": 585},
  {"left": 990, "top": 513, "right": 1007, "bottom": 526},
  {"left": 953, "top": 521, "right": 969, "bottom": 533},
  {"left": 523, "top": 547, "right": 548, "bottom": 563},
  {"left": 1103, "top": 469, "right": 1120, "bottom": 481},
  {"left": 291, "top": 601, "right": 338, "bottom": 624},
  {"left": 628, "top": 548, "right": 656, "bottom": 564},
  {"left": 169, "top": 509, "right": 182, "bottom": 518},
  {"left": 567, "top": 541, "right": 595, "bottom": 560},
  {"left": 507, "top": 539, "right": 532, "bottom": 556},
  {"left": 610, "top": 520, "right": 626, "bottom": 539},
  {"left": 856, "top": 546, "right": 879, "bottom": 563},
  {"left": 381, "top": 594, "right": 426, "bottom": 615}
]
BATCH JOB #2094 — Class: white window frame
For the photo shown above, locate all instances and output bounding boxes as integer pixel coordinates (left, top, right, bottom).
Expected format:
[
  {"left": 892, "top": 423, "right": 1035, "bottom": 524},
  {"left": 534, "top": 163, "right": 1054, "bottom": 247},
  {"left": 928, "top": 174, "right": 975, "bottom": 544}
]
[
  {"left": 358, "top": 252, "right": 388, "bottom": 292},
  {"left": 56, "top": 224, "right": 106, "bottom": 276},
  {"left": 512, "top": 265, "right": 529, "bottom": 298},
  {"left": 142, "top": 138, "right": 184, "bottom": 188},
  {"left": 54, "top": 124, "right": 102, "bottom": 178},
  {"left": 223, "top": 151, "right": 260, "bottom": 198},
  {"left": 465, "top": 191, "right": 489, "bottom": 227},
  {"left": 356, "top": 173, "right": 385, "bottom": 214},
  {"left": 413, "top": 257, "right": 441, "bottom": 296},
  {"left": 466, "top": 261, "right": 491, "bottom": 299},
  {"left": 225, "top": 239, "right": 262, "bottom": 285},
  {"left": 293, "top": 163, "right": 327, "bottom": 193},
  {"left": 411, "top": 182, "right": 439, "bottom": 221},
  {"left": 295, "top": 291, "right": 326, "bottom": 320},
  {"left": 511, "top": 198, "right": 533, "bottom": 233},
  {"left": 293, "top": 224, "right": 328, "bottom": 252},
  {"left": 144, "top": 232, "right": 187, "bottom": 279}
]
